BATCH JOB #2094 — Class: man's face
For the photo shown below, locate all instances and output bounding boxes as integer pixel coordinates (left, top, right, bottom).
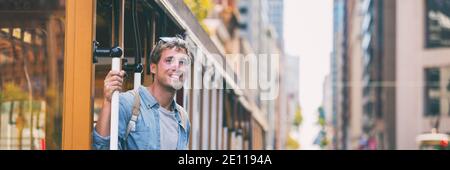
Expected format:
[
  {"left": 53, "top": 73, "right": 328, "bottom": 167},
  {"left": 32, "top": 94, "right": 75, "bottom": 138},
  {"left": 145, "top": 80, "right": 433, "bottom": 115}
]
[{"left": 151, "top": 47, "right": 189, "bottom": 91}]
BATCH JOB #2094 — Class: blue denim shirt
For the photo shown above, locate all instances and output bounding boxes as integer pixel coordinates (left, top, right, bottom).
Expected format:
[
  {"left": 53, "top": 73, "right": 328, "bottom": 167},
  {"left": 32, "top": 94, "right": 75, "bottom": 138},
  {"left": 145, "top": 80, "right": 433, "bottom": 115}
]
[{"left": 93, "top": 86, "right": 190, "bottom": 150}]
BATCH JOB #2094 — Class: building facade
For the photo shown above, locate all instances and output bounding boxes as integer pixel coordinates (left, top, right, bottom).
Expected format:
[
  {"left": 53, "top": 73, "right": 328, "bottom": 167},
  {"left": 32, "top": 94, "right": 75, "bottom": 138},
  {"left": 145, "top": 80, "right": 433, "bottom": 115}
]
[{"left": 332, "top": 0, "right": 450, "bottom": 150}]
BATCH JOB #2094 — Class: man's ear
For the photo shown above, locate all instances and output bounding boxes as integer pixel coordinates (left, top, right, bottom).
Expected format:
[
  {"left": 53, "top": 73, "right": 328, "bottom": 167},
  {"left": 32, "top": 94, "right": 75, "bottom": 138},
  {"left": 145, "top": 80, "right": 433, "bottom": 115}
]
[{"left": 150, "top": 63, "right": 157, "bottom": 74}]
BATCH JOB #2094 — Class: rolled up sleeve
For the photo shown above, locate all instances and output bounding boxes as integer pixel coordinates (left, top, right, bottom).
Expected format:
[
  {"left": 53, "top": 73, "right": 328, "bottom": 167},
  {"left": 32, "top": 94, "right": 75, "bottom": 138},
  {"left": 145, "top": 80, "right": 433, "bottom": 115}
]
[{"left": 93, "top": 129, "right": 110, "bottom": 150}]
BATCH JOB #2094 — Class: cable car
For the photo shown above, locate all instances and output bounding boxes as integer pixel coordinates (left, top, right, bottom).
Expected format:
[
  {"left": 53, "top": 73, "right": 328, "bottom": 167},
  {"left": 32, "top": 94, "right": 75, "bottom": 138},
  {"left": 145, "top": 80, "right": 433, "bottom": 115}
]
[{"left": 416, "top": 128, "right": 449, "bottom": 150}]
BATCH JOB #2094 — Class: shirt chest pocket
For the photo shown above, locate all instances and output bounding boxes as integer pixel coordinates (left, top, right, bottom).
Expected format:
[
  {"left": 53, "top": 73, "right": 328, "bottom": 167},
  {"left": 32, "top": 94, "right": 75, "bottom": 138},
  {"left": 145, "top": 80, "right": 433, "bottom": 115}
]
[
  {"left": 129, "top": 109, "right": 161, "bottom": 149},
  {"left": 128, "top": 113, "right": 150, "bottom": 149}
]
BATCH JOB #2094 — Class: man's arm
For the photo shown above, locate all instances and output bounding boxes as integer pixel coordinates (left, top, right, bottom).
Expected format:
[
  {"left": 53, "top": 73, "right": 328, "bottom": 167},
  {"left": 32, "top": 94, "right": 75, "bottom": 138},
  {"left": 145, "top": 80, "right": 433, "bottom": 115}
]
[{"left": 94, "top": 70, "right": 125, "bottom": 137}]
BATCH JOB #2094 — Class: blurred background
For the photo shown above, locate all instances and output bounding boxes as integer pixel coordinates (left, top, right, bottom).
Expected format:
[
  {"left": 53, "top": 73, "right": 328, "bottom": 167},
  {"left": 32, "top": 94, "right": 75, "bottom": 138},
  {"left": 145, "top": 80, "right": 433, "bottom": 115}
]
[{"left": 0, "top": 0, "right": 449, "bottom": 150}]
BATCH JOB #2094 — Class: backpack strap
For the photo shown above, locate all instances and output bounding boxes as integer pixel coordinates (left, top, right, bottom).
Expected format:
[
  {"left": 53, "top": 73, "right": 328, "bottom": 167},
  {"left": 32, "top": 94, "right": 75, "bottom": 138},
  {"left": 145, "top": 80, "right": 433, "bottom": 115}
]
[
  {"left": 176, "top": 104, "right": 189, "bottom": 130},
  {"left": 124, "top": 89, "right": 141, "bottom": 145}
]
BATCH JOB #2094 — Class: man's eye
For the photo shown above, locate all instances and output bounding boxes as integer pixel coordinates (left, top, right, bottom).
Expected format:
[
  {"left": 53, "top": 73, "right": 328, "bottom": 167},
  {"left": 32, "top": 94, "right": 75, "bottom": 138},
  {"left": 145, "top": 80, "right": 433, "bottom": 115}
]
[{"left": 165, "top": 58, "right": 173, "bottom": 63}]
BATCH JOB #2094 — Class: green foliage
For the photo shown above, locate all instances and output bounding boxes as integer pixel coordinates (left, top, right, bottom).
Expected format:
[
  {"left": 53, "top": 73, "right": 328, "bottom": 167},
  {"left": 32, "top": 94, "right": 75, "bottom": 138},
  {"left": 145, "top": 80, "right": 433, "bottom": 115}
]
[
  {"left": 317, "top": 107, "right": 325, "bottom": 127},
  {"left": 293, "top": 105, "right": 303, "bottom": 126},
  {"left": 184, "top": 0, "right": 213, "bottom": 33},
  {"left": 286, "top": 135, "right": 300, "bottom": 150}
]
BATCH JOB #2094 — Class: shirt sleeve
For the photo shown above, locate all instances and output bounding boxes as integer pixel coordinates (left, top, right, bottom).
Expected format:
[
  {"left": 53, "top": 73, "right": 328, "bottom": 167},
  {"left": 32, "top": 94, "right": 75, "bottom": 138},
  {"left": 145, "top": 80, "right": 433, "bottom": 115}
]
[
  {"left": 185, "top": 120, "right": 191, "bottom": 150},
  {"left": 92, "top": 128, "right": 110, "bottom": 150}
]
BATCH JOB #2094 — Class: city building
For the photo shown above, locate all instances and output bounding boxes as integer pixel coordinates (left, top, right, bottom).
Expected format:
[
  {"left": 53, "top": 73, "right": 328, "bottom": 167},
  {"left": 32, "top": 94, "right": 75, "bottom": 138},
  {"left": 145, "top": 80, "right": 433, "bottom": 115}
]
[{"left": 332, "top": 0, "right": 450, "bottom": 149}]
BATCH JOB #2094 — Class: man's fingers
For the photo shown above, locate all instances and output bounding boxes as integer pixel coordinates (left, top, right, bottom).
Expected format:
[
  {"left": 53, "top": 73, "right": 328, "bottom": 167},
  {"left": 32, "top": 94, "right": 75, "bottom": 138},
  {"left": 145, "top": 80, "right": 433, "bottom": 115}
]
[
  {"left": 109, "top": 85, "right": 122, "bottom": 92},
  {"left": 108, "top": 81, "right": 122, "bottom": 87},
  {"left": 105, "top": 81, "right": 122, "bottom": 89},
  {"left": 105, "top": 75, "right": 123, "bottom": 85},
  {"left": 110, "top": 75, "right": 123, "bottom": 83},
  {"left": 107, "top": 70, "right": 124, "bottom": 77},
  {"left": 103, "top": 70, "right": 125, "bottom": 102}
]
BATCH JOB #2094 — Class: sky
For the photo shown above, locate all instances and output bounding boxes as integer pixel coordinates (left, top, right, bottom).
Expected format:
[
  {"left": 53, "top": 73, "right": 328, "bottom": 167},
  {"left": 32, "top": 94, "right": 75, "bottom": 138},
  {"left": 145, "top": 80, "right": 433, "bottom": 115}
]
[{"left": 284, "top": 0, "right": 333, "bottom": 149}]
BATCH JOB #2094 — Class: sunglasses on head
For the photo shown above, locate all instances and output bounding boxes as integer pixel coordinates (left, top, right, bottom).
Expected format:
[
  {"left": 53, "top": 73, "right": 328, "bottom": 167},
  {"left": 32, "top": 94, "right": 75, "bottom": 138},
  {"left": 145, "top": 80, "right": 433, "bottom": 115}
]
[{"left": 159, "top": 35, "right": 185, "bottom": 43}]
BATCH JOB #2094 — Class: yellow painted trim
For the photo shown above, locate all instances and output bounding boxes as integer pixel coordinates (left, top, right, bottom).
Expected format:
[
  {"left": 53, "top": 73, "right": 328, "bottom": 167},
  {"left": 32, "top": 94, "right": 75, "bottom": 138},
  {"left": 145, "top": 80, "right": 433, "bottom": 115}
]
[{"left": 62, "top": 0, "right": 95, "bottom": 150}]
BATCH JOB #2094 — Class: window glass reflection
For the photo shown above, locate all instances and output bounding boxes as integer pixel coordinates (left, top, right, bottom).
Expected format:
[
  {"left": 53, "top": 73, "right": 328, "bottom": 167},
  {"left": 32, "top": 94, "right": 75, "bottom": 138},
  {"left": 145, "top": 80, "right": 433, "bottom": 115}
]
[{"left": 0, "top": 0, "right": 65, "bottom": 150}]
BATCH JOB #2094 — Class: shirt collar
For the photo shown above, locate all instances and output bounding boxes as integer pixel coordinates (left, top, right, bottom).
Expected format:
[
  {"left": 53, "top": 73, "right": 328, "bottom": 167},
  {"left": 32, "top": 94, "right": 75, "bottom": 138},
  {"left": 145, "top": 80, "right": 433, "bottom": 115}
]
[{"left": 139, "top": 85, "right": 179, "bottom": 112}]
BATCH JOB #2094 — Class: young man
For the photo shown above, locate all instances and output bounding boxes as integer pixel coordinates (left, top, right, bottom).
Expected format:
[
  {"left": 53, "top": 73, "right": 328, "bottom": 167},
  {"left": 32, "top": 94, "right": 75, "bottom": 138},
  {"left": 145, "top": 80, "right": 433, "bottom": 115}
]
[{"left": 93, "top": 37, "right": 191, "bottom": 150}]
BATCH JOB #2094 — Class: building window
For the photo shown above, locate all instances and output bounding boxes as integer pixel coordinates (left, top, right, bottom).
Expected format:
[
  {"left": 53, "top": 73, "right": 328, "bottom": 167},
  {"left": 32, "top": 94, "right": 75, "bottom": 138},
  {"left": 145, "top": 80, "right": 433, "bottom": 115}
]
[
  {"left": 425, "top": 0, "right": 450, "bottom": 48},
  {"left": 239, "top": 7, "right": 248, "bottom": 14},
  {"left": 424, "top": 67, "right": 450, "bottom": 117}
]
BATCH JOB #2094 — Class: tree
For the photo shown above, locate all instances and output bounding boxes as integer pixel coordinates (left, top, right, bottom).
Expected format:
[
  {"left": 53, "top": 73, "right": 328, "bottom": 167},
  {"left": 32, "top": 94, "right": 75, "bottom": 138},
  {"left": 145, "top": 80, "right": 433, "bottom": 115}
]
[
  {"left": 184, "top": 0, "right": 213, "bottom": 33},
  {"left": 317, "top": 107, "right": 325, "bottom": 127},
  {"left": 293, "top": 105, "right": 303, "bottom": 127},
  {"left": 315, "top": 106, "right": 329, "bottom": 149},
  {"left": 286, "top": 134, "right": 300, "bottom": 150}
]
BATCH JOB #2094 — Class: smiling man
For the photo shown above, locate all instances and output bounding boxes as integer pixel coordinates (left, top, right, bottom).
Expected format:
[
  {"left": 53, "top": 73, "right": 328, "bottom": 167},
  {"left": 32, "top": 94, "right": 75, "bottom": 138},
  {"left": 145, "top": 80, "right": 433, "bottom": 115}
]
[{"left": 93, "top": 36, "right": 191, "bottom": 150}]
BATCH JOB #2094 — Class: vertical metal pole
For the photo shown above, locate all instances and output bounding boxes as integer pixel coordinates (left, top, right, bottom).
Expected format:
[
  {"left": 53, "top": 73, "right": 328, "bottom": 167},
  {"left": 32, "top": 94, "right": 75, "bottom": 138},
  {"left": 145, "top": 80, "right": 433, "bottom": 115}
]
[
  {"left": 110, "top": 0, "right": 124, "bottom": 150},
  {"left": 132, "top": 0, "right": 143, "bottom": 91},
  {"left": 110, "top": 59, "right": 120, "bottom": 150},
  {"left": 134, "top": 73, "right": 141, "bottom": 90}
]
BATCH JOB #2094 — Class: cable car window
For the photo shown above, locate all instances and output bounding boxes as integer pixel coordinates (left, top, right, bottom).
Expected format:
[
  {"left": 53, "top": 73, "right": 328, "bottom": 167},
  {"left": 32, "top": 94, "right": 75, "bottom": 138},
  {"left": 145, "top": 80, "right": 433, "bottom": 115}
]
[{"left": 0, "top": 0, "right": 66, "bottom": 150}]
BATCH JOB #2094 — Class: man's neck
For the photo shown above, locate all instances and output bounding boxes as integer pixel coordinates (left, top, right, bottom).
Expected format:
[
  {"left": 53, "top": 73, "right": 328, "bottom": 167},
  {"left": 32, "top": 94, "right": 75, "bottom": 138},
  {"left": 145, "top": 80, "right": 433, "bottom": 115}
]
[{"left": 148, "top": 83, "right": 176, "bottom": 111}]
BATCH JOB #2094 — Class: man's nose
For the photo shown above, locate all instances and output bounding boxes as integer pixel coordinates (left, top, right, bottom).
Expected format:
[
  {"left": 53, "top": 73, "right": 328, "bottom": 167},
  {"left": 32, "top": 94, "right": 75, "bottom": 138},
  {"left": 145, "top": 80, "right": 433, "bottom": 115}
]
[{"left": 170, "top": 61, "right": 180, "bottom": 69}]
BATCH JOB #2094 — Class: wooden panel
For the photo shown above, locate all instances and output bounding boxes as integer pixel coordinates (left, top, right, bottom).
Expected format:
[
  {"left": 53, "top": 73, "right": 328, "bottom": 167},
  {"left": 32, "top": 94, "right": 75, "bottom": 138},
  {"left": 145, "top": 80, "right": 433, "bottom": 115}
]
[{"left": 62, "top": 0, "right": 95, "bottom": 150}]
